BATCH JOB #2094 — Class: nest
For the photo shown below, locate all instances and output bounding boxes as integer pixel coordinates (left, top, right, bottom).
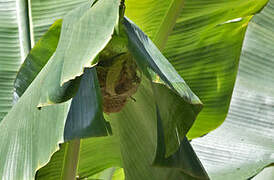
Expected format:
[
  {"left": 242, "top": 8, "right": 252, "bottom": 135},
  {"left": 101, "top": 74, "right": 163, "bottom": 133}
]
[{"left": 96, "top": 54, "right": 141, "bottom": 113}]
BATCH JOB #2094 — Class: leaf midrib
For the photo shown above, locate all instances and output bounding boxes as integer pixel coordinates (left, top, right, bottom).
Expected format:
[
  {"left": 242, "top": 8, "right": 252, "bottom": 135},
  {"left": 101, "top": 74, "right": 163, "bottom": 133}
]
[{"left": 152, "top": 0, "right": 184, "bottom": 50}]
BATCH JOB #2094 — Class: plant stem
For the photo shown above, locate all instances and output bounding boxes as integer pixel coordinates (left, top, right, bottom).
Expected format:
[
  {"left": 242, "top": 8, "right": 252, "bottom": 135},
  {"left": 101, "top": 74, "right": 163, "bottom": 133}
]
[
  {"left": 61, "top": 139, "right": 81, "bottom": 180},
  {"left": 153, "top": 0, "right": 184, "bottom": 50}
]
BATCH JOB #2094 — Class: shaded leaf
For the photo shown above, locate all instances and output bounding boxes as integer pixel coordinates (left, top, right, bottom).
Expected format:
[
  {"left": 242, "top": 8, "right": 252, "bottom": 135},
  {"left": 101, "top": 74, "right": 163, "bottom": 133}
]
[
  {"left": 108, "top": 77, "right": 207, "bottom": 179},
  {"left": 123, "top": 18, "right": 202, "bottom": 156},
  {"left": 64, "top": 68, "right": 110, "bottom": 141},
  {"left": 32, "top": 13, "right": 207, "bottom": 179},
  {"left": 154, "top": 112, "right": 209, "bottom": 179}
]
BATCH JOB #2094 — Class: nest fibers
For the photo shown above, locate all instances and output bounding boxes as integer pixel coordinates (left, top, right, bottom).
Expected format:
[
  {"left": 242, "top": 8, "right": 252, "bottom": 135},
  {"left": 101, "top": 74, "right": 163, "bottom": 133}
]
[{"left": 97, "top": 53, "right": 141, "bottom": 113}]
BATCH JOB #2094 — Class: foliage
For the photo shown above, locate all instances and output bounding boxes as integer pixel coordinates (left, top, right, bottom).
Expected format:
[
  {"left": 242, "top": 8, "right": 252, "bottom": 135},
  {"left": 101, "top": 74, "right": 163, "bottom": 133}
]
[{"left": 0, "top": 0, "right": 273, "bottom": 179}]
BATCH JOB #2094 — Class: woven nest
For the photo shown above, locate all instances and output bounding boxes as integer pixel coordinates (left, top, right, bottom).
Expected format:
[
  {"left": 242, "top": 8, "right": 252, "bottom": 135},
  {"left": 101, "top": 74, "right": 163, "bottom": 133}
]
[{"left": 97, "top": 54, "right": 141, "bottom": 113}]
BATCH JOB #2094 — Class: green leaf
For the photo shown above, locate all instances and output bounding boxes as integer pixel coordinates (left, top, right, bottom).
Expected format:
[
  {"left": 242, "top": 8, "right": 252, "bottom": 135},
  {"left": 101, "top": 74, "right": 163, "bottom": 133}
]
[
  {"left": 0, "top": 1, "right": 121, "bottom": 178},
  {"left": 123, "top": 18, "right": 202, "bottom": 157},
  {"left": 36, "top": 1, "right": 94, "bottom": 106},
  {"left": 64, "top": 68, "right": 110, "bottom": 141},
  {"left": 191, "top": 0, "right": 274, "bottom": 178},
  {"left": 253, "top": 166, "right": 274, "bottom": 180},
  {"left": 14, "top": 19, "right": 62, "bottom": 97},
  {"left": 111, "top": 168, "right": 125, "bottom": 180},
  {"left": 78, "top": 133, "right": 122, "bottom": 178},
  {"left": 152, "top": 84, "right": 201, "bottom": 157},
  {"left": 61, "top": 139, "right": 81, "bottom": 180},
  {"left": 164, "top": 0, "right": 269, "bottom": 138},
  {"left": 16, "top": 0, "right": 119, "bottom": 107},
  {"left": 0, "top": 0, "right": 30, "bottom": 121},
  {"left": 151, "top": 0, "right": 184, "bottom": 50},
  {"left": 125, "top": 0, "right": 181, "bottom": 44},
  {"left": 125, "top": 0, "right": 269, "bottom": 138},
  {"left": 154, "top": 115, "right": 209, "bottom": 179},
  {"left": 30, "top": 0, "right": 120, "bottom": 107},
  {"left": 34, "top": 16, "right": 207, "bottom": 179},
  {"left": 36, "top": 136, "right": 122, "bottom": 180},
  {"left": 88, "top": 167, "right": 124, "bottom": 180},
  {"left": 108, "top": 77, "right": 208, "bottom": 179},
  {"left": 14, "top": 15, "right": 109, "bottom": 141},
  {"left": 0, "top": 56, "right": 71, "bottom": 179},
  {"left": 59, "top": 0, "right": 120, "bottom": 85},
  {"left": 28, "top": 0, "right": 90, "bottom": 44}
]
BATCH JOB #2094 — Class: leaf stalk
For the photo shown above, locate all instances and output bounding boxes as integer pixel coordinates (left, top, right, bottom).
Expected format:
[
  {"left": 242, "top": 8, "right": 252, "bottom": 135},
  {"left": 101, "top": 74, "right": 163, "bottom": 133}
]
[{"left": 61, "top": 139, "right": 81, "bottom": 180}]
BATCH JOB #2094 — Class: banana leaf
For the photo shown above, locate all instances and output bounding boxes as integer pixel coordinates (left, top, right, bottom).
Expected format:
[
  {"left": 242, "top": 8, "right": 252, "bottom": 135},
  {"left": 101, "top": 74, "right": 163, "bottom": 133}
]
[
  {"left": 123, "top": 17, "right": 202, "bottom": 157},
  {"left": 104, "top": 77, "right": 208, "bottom": 180},
  {"left": 191, "top": 0, "right": 274, "bottom": 179},
  {"left": 33, "top": 17, "right": 208, "bottom": 180},
  {"left": 86, "top": 167, "right": 124, "bottom": 180},
  {"left": 36, "top": 136, "right": 122, "bottom": 180},
  {"left": 0, "top": 0, "right": 30, "bottom": 121},
  {"left": 0, "top": 1, "right": 120, "bottom": 179},
  {"left": 1, "top": 0, "right": 273, "bottom": 179},
  {"left": 125, "top": 0, "right": 269, "bottom": 138},
  {"left": 2, "top": 0, "right": 208, "bottom": 179},
  {"left": 253, "top": 166, "right": 274, "bottom": 180},
  {"left": 37, "top": 76, "right": 208, "bottom": 179},
  {"left": 28, "top": 0, "right": 89, "bottom": 44}
]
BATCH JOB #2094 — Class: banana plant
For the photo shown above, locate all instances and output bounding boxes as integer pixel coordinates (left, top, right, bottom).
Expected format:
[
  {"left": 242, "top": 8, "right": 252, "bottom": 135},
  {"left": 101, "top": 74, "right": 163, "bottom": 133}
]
[
  {"left": 191, "top": 0, "right": 274, "bottom": 179},
  {"left": 0, "top": 0, "right": 273, "bottom": 180},
  {"left": 0, "top": 0, "right": 207, "bottom": 179}
]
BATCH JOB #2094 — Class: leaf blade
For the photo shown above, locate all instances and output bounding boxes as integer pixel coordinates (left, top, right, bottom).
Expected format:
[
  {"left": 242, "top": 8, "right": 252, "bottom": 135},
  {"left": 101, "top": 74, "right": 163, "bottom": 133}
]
[
  {"left": 191, "top": 0, "right": 274, "bottom": 178},
  {"left": 108, "top": 77, "right": 207, "bottom": 179},
  {"left": 123, "top": 18, "right": 202, "bottom": 157},
  {"left": 0, "top": 0, "right": 30, "bottom": 121},
  {"left": 125, "top": 0, "right": 269, "bottom": 138},
  {"left": 60, "top": 0, "right": 120, "bottom": 85}
]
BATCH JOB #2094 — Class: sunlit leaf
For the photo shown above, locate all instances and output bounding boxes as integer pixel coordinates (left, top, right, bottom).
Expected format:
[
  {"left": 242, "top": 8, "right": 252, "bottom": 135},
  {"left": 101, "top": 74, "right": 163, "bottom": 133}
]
[
  {"left": 191, "top": 0, "right": 274, "bottom": 178},
  {"left": 36, "top": 136, "right": 122, "bottom": 180},
  {"left": 14, "top": 19, "right": 62, "bottom": 97},
  {"left": 126, "top": 0, "right": 269, "bottom": 138},
  {"left": 0, "top": 0, "right": 30, "bottom": 121},
  {"left": 29, "top": 0, "right": 89, "bottom": 44}
]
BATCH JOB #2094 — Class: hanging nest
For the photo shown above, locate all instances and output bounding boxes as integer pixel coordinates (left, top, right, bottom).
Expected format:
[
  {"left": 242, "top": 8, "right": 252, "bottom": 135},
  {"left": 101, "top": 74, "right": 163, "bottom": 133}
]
[{"left": 96, "top": 53, "right": 141, "bottom": 114}]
